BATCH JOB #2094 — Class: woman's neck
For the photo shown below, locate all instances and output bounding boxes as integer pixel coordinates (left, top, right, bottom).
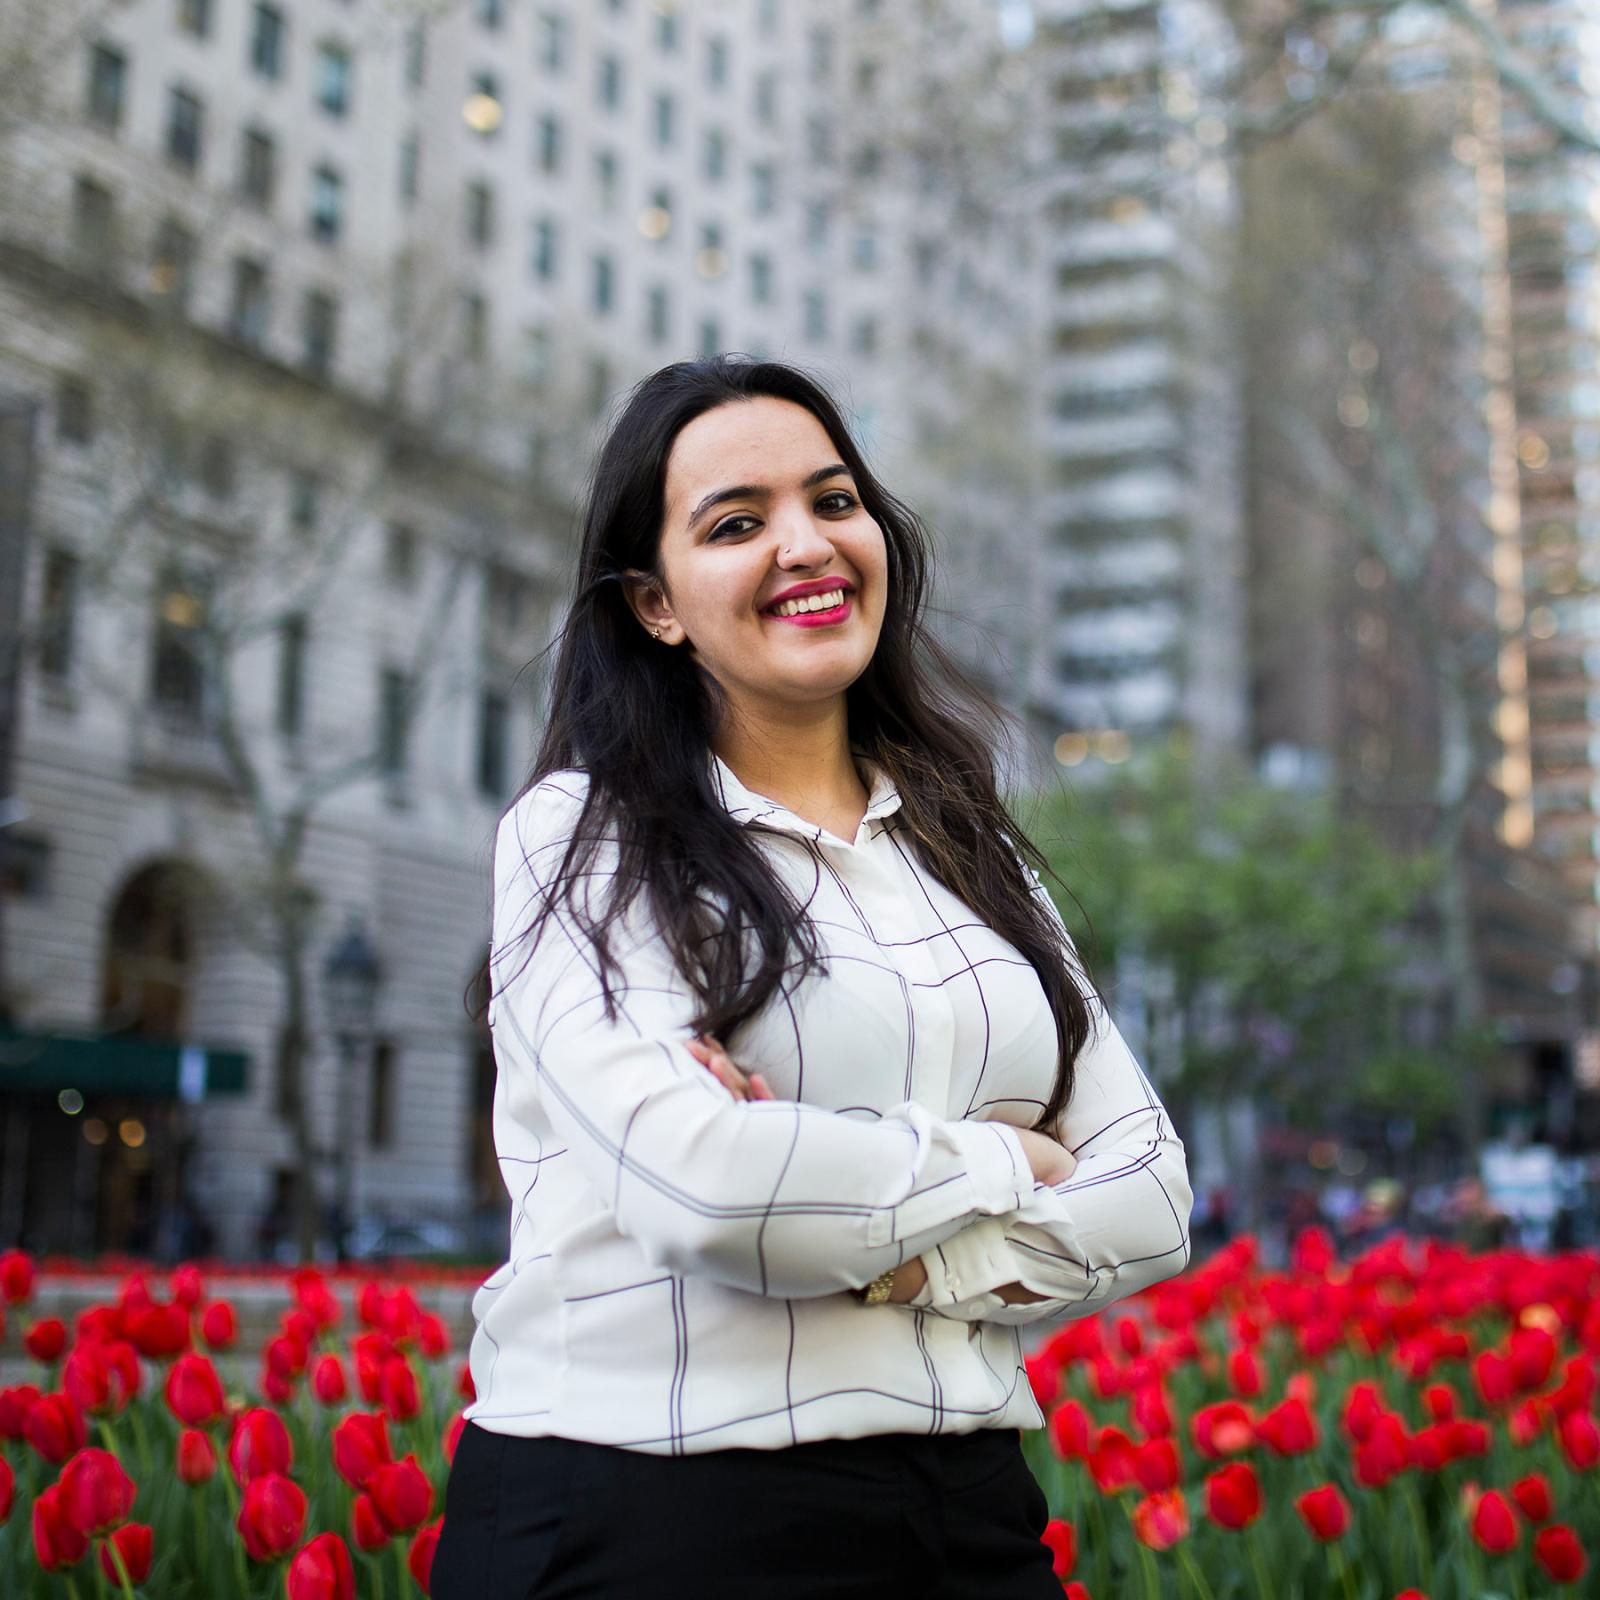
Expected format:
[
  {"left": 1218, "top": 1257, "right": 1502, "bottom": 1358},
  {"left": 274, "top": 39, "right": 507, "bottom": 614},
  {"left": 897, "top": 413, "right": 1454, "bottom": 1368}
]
[{"left": 714, "top": 704, "right": 868, "bottom": 836}]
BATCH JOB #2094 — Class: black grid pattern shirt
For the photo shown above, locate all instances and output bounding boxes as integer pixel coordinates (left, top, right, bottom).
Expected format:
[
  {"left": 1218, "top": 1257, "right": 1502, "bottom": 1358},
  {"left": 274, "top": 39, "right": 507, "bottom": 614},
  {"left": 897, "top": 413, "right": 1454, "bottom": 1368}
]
[{"left": 463, "top": 752, "right": 1192, "bottom": 1454}]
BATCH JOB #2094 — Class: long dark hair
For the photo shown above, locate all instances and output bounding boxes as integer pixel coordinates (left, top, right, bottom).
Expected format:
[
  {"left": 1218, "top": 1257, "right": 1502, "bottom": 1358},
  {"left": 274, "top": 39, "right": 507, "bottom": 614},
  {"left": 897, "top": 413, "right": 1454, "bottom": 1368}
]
[{"left": 469, "top": 355, "right": 1095, "bottom": 1134}]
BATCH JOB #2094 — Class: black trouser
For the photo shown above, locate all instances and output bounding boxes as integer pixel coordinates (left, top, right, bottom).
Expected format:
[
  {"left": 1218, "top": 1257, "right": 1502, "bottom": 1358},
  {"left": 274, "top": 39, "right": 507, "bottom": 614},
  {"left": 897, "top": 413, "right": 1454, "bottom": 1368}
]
[{"left": 431, "top": 1420, "right": 1062, "bottom": 1599}]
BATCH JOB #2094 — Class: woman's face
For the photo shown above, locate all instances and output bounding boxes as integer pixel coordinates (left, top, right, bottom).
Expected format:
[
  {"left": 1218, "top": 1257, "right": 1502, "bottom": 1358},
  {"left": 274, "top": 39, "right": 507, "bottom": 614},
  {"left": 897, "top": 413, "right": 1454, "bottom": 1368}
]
[{"left": 627, "top": 395, "right": 888, "bottom": 720}]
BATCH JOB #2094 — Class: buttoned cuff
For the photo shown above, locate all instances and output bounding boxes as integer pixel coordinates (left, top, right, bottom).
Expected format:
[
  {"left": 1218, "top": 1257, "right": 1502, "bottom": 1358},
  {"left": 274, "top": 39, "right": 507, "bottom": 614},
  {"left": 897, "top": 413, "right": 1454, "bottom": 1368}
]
[
  {"left": 866, "top": 1110, "right": 1034, "bottom": 1248},
  {"left": 911, "top": 1215, "right": 1023, "bottom": 1310}
]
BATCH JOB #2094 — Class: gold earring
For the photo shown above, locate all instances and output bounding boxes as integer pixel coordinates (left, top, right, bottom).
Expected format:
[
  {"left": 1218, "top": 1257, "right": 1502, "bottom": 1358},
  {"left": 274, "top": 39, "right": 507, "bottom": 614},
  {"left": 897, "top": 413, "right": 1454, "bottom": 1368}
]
[{"left": 651, "top": 627, "right": 662, "bottom": 641}]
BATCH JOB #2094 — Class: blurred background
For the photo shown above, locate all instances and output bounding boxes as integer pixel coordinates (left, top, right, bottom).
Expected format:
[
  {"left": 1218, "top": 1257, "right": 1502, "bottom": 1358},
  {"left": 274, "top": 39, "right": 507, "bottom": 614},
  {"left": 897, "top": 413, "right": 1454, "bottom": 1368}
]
[{"left": 1, "top": 0, "right": 1598, "bottom": 1272}]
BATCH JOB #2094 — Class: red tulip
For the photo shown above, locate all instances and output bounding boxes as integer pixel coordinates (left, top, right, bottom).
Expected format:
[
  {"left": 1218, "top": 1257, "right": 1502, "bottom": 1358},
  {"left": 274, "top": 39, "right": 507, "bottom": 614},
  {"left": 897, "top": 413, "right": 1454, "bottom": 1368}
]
[
  {"left": 1291, "top": 1225, "right": 1334, "bottom": 1276},
  {"left": 32, "top": 1482, "right": 90, "bottom": 1570},
  {"left": 238, "top": 1471, "right": 308, "bottom": 1562},
  {"left": 1116, "top": 1315, "right": 1143, "bottom": 1357},
  {"left": 1421, "top": 1382, "right": 1457, "bottom": 1422},
  {"left": 124, "top": 1300, "right": 192, "bottom": 1360},
  {"left": 1296, "top": 1484, "right": 1350, "bottom": 1541},
  {"left": 332, "top": 1411, "right": 393, "bottom": 1489},
  {"left": 24, "top": 1391, "right": 87, "bottom": 1463},
  {"left": 1042, "top": 1518, "right": 1077, "bottom": 1578},
  {"left": 287, "top": 1530, "right": 356, "bottom": 1600},
  {"left": 380, "top": 1356, "right": 421, "bottom": 1422},
  {"left": 1511, "top": 1472, "right": 1552, "bottom": 1524},
  {"left": 99, "top": 1522, "right": 153, "bottom": 1586},
  {"left": 1472, "top": 1351, "right": 1515, "bottom": 1407},
  {"left": 1050, "top": 1398, "right": 1093, "bottom": 1460},
  {"left": 419, "top": 1313, "right": 451, "bottom": 1360},
  {"left": 1471, "top": 1489, "right": 1519, "bottom": 1554},
  {"left": 1134, "top": 1437, "right": 1181, "bottom": 1493},
  {"left": 1087, "top": 1426, "right": 1139, "bottom": 1494},
  {"left": 1064, "top": 1586, "right": 1091, "bottom": 1600},
  {"left": 25, "top": 1317, "right": 68, "bottom": 1364},
  {"left": 1354, "top": 1414, "right": 1411, "bottom": 1489},
  {"left": 312, "top": 1354, "right": 348, "bottom": 1406},
  {"left": 1534, "top": 1525, "right": 1588, "bottom": 1585},
  {"left": 58, "top": 1446, "right": 137, "bottom": 1536},
  {"left": 1508, "top": 1326, "right": 1557, "bottom": 1392},
  {"left": 1192, "top": 1400, "right": 1254, "bottom": 1457},
  {"left": 165, "top": 1352, "right": 227, "bottom": 1426},
  {"left": 200, "top": 1298, "right": 238, "bottom": 1349},
  {"left": 457, "top": 1361, "right": 475, "bottom": 1402},
  {"left": 63, "top": 1342, "right": 132, "bottom": 1417},
  {"left": 177, "top": 1427, "right": 217, "bottom": 1484},
  {"left": 1227, "top": 1347, "right": 1263, "bottom": 1398},
  {"left": 1205, "top": 1462, "right": 1262, "bottom": 1531},
  {"left": 1341, "top": 1380, "right": 1385, "bottom": 1443},
  {"left": 261, "top": 1366, "right": 295, "bottom": 1406},
  {"left": 1559, "top": 1411, "right": 1599, "bottom": 1471},
  {"left": 0, "top": 1454, "right": 14, "bottom": 1521},
  {"left": 1257, "top": 1396, "right": 1319, "bottom": 1456},
  {"left": 1131, "top": 1488, "right": 1189, "bottom": 1549},
  {"left": 266, "top": 1332, "right": 311, "bottom": 1381},
  {"left": 0, "top": 1248, "right": 35, "bottom": 1304},
  {"left": 351, "top": 1492, "right": 389, "bottom": 1553},
  {"left": 229, "top": 1407, "right": 293, "bottom": 1484},
  {"left": 1130, "top": 1381, "right": 1174, "bottom": 1439},
  {"left": 443, "top": 1410, "right": 466, "bottom": 1464},
  {"left": 368, "top": 1453, "right": 435, "bottom": 1535},
  {"left": 409, "top": 1516, "right": 443, "bottom": 1595},
  {"left": 0, "top": 1383, "right": 42, "bottom": 1440},
  {"left": 171, "top": 1264, "right": 205, "bottom": 1308}
]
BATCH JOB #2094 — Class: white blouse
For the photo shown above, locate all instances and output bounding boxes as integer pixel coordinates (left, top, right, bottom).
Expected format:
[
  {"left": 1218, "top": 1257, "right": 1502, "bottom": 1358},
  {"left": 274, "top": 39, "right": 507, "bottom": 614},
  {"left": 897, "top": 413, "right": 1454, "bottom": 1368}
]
[{"left": 463, "top": 751, "right": 1192, "bottom": 1455}]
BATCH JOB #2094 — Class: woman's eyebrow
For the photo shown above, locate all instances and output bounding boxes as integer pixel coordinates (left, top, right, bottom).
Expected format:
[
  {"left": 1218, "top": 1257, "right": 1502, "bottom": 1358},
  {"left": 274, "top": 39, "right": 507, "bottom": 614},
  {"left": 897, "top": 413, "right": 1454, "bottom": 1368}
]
[{"left": 686, "top": 463, "right": 852, "bottom": 528}]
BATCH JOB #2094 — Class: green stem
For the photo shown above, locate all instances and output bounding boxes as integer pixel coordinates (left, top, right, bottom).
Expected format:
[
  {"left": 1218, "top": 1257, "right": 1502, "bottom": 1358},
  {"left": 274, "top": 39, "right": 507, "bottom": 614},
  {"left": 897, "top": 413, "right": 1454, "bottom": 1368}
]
[
  {"left": 393, "top": 1536, "right": 411, "bottom": 1596},
  {"left": 1400, "top": 1478, "right": 1431, "bottom": 1581},
  {"left": 1329, "top": 1542, "right": 1359, "bottom": 1600},
  {"left": 1177, "top": 1541, "right": 1218, "bottom": 1600},
  {"left": 103, "top": 1534, "right": 139, "bottom": 1600},
  {"left": 373, "top": 1550, "right": 387, "bottom": 1600},
  {"left": 218, "top": 1468, "right": 251, "bottom": 1597},
  {"left": 1136, "top": 1539, "right": 1162, "bottom": 1600},
  {"left": 1247, "top": 1528, "right": 1274, "bottom": 1600},
  {"left": 66, "top": 1577, "right": 83, "bottom": 1600},
  {"left": 124, "top": 1404, "right": 153, "bottom": 1479}
]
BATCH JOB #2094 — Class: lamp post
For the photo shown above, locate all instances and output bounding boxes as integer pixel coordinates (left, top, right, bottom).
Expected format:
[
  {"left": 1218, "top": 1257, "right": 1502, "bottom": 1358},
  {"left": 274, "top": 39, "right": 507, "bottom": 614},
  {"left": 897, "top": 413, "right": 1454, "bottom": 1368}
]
[{"left": 322, "top": 914, "right": 381, "bottom": 1264}]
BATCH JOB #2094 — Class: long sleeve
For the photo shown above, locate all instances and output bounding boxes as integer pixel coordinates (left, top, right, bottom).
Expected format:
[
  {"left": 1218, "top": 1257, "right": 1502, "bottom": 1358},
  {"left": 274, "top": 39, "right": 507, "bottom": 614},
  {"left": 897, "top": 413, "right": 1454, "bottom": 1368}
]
[
  {"left": 487, "top": 776, "right": 1036, "bottom": 1300},
  {"left": 904, "top": 867, "right": 1193, "bottom": 1327}
]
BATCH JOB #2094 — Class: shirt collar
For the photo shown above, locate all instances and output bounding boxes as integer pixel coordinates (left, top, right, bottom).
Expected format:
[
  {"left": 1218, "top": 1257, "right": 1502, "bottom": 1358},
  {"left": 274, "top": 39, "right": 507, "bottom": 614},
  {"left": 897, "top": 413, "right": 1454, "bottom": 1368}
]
[{"left": 708, "top": 746, "right": 903, "bottom": 844}]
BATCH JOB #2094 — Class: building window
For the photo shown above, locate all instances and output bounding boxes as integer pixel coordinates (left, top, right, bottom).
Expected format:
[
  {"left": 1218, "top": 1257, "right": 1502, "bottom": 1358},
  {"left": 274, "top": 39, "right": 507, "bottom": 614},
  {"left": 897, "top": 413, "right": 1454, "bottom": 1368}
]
[
  {"left": 802, "top": 289, "right": 826, "bottom": 342},
  {"left": 468, "top": 69, "right": 502, "bottom": 137},
  {"left": 460, "top": 290, "right": 488, "bottom": 360},
  {"left": 751, "top": 161, "right": 776, "bottom": 215},
  {"left": 703, "top": 128, "right": 727, "bottom": 183},
  {"left": 653, "top": 91, "right": 675, "bottom": 147},
  {"left": 288, "top": 470, "right": 319, "bottom": 534},
  {"left": 805, "top": 201, "right": 829, "bottom": 248},
  {"left": 807, "top": 116, "right": 833, "bottom": 165},
  {"left": 754, "top": 69, "right": 776, "bottom": 127},
  {"left": 466, "top": 180, "right": 494, "bottom": 249},
  {"left": 229, "top": 255, "right": 270, "bottom": 344},
  {"left": 853, "top": 142, "right": 882, "bottom": 180},
  {"left": 385, "top": 523, "right": 418, "bottom": 587},
  {"left": 537, "top": 11, "right": 567, "bottom": 71},
  {"left": 477, "top": 689, "right": 508, "bottom": 796},
  {"left": 646, "top": 282, "right": 669, "bottom": 343},
  {"left": 585, "top": 354, "right": 612, "bottom": 419},
  {"left": 368, "top": 1039, "right": 397, "bottom": 1148},
  {"left": 475, "top": 0, "right": 504, "bottom": 29},
  {"left": 301, "top": 289, "right": 338, "bottom": 377},
  {"left": 655, "top": 8, "right": 679, "bottom": 50},
  {"left": 706, "top": 35, "right": 729, "bottom": 89},
  {"left": 851, "top": 313, "right": 879, "bottom": 356},
  {"left": 40, "top": 549, "right": 81, "bottom": 679},
  {"left": 749, "top": 253, "right": 773, "bottom": 305},
  {"left": 197, "top": 434, "right": 235, "bottom": 497},
  {"left": 809, "top": 26, "right": 833, "bottom": 82},
  {"left": 310, "top": 164, "right": 343, "bottom": 244},
  {"left": 852, "top": 227, "right": 878, "bottom": 270},
  {"left": 86, "top": 42, "right": 126, "bottom": 131},
  {"left": 178, "top": 0, "right": 212, "bottom": 39},
  {"left": 399, "top": 132, "right": 419, "bottom": 203},
  {"left": 531, "top": 215, "right": 557, "bottom": 281},
  {"left": 404, "top": 20, "right": 425, "bottom": 89},
  {"left": 277, "top": 613, "right": 305, "bottom": 737},
  {"left": 56, "top": 376, "right": 93, "bottom": 445},
  {"left": 251, "top": 4, "right": 285, "bottom": 80},
  {"left": 316, "top": 42, "right": 351, "bottom": 116},
  {"left": 597, "top": 53, "right": 622, "bottom": 109},
  {"left": 758, "top": 0, "right": 780, "bottom": 36},
  {"left": 166, "top": 86, "right": 204, "bottom": 171},
  {"left": 149, "top": 217, "right": 197, "bottom": 307},
  {"left": 592, "top": 253, "right": 614, "bottom": 315},
  {"left": 377, "top": 667, "right": 411, "bottom": 775},
  {"left": 521, "top": 323, "right": 553, "bottom": 386},
  {"left": 71, "top": 175, "right": 117, "bottom": 267},
  {"left": 240, "top": 127, "right": 276, "bottom": 207},
  {"left": 535, "top": 113, "right": 562, "bottom": 174},
  {"left": 698, "top": 316, "right": 720, "bottom": 359},
  {"left": 595, "top": 148, "right": 619, "bottom": 210},
  {"left": 150, "top": 571, "right": 210, "bottom": 725}
]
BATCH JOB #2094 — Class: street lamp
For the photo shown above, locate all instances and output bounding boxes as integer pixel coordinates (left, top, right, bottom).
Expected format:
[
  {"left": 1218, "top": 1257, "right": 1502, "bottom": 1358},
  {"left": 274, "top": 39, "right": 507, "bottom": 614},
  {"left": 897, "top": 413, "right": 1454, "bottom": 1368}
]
[{"left": 322, "top": 914, "right": 382, "bottom": 1263}]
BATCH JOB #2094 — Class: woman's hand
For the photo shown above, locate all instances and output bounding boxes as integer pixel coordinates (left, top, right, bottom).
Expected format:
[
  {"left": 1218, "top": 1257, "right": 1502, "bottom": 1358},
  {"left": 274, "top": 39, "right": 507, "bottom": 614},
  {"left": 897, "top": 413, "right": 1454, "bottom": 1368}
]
[
  {"left": 1012, "top": 1127, "right": 1078, "bottom": 1187},
  {"left": 685, "top": 1034, "right": 775, "bottom": 1102}
]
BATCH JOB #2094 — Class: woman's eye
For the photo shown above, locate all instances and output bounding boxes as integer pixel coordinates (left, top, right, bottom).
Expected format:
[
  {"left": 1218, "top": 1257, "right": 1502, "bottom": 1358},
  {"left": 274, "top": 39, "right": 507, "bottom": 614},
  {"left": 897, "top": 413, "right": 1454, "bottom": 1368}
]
[
  {"left": 819, "top": 491, "right": 858, "bottom": 512},
  {"left": 709, "top": 493, "right": 855, "bottom": 540},
  {"left": 710, "top": 516, "right": 758, "bottom": 540}
]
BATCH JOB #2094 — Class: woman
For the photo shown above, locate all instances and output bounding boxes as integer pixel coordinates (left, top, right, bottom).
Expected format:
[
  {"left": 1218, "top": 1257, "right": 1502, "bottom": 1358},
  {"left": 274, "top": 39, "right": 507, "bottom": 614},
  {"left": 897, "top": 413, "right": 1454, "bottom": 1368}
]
[{"left": 433, "top": 356, "right": 1193, "bottom": 1599}]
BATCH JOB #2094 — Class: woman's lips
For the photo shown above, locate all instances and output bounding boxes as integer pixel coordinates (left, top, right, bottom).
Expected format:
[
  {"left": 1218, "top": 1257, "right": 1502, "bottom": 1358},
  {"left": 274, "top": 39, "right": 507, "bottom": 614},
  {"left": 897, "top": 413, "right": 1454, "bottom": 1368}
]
[{"left": 763, "top": 595, "right": 853, "bottom": 627}]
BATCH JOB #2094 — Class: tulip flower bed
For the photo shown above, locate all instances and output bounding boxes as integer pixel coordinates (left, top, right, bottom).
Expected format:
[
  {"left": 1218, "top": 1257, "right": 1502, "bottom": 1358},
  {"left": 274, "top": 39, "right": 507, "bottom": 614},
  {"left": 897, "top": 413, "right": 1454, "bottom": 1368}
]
[
  {"left": 1017, "top": 1229, "right": 1600, "bottom": 1600},
  {"left": 2, "top": 1232, "right": 1598, "bottom": 1599},
  {"left": 0, "top": 1250, "right": 469, "bottom": 1598}
]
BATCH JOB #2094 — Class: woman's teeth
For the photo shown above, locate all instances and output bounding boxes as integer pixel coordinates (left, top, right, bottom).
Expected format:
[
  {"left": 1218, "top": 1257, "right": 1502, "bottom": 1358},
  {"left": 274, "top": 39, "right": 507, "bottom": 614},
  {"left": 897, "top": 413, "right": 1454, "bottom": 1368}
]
[{"left": 770, "top": 589, "right": 846, "bottom": 617}]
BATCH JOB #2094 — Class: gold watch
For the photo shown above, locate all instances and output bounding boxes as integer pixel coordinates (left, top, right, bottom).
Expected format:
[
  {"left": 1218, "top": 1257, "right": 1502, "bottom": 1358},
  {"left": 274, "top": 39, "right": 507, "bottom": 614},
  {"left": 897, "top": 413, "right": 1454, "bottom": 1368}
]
[{"left": 854, "top": 1267, "right": 897, "bottom": 1305}]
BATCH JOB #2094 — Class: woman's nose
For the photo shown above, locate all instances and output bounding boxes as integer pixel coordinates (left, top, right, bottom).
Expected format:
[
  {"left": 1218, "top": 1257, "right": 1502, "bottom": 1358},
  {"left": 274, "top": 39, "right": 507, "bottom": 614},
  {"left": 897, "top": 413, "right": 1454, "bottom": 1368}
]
[{"left": 772, "top": 513, "right": 835, "bottom": 566}]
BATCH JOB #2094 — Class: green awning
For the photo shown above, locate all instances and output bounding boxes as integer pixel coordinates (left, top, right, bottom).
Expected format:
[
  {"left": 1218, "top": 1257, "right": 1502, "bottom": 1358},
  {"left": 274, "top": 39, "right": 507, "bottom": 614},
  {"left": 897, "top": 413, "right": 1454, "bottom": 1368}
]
[{"left": 0, "top": 1027, "right": 249, "bottom": 1099}]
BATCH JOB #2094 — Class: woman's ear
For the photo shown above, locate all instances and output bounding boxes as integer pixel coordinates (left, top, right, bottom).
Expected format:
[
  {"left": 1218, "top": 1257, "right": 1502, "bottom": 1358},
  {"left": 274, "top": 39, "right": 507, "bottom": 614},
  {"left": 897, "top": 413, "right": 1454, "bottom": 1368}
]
[{"left": 621, "top": 569, "right": 683, "bottom": 644}]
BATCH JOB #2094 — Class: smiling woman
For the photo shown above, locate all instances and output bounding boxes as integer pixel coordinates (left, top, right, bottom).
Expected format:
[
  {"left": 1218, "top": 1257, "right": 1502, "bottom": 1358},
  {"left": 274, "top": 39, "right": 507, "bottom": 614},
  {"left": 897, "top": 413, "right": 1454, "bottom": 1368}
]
[{"left": 437, "top": 354, "right": 1193, "bottom": 1600}]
